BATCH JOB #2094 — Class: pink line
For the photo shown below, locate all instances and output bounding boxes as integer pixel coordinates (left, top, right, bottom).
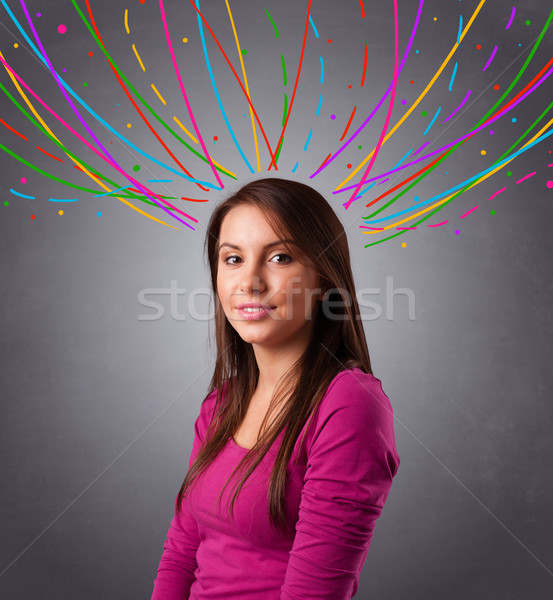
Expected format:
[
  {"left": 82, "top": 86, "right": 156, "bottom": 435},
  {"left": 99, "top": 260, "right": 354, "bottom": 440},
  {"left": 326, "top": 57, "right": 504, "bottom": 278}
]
[
  {"left": 442, "top": 89, "right": 472, "bottom": 123},
  {"left": 428, "top": 220, "right": 448, "bottom": 227},
  {"left": 158, "top": 0, "right": 223, "bottom": 189},
  {"left": 489, "top": 187, "right": 506, "bottom": 200},
  {"left": 516, "top": 171, "right": 536, "bottom": 184},
  {"left": 344, "top": 0, "right": 399, "bottom": 210},
  {"left": 0, "top": 52, "right": 197, "bottom": 227},
  {"left": 359, "top": 226, "right": 384, "bottom": 230},
  {"left": 460, "top": 205, "right": 478, "bottom": 219},
  {"left": 547, "top": 162, "right": 553, "bottom": 167},
  {"left": 482, "top": 46, "right": 498, "bottom": 72},
  {"left": 506, "top": 7, "right": 516, "bottom": 30}
]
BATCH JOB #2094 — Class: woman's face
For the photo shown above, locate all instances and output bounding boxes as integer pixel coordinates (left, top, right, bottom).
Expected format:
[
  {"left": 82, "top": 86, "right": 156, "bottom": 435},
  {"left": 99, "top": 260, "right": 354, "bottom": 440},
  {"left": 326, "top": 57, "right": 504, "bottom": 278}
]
[{"left": 216, "top": 204, "right": 324, "bottom": 351}]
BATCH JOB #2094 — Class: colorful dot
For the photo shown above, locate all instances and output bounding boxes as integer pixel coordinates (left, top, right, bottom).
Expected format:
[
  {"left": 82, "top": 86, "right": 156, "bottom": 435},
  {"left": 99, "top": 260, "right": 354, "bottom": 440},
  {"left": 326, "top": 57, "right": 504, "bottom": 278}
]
[
  {"left": 241, "top": 49, "right": 247, "bottom": 55},
  {"left": 31, "top": 214, "right": 36, "bottom": 219},
  {"left": 58, "top": 24, "right": 67, "bottom": 34},
  {"left": 507, "top": 171, "right": 513, "bottom": 177},
  {"left": 140, "top": 0, "right": 146, "bottom": 4},
  {"left": 401, "top": 99, "right": 406, "bottom": 105},
  {"left": 63, "top": 68, "right": 66, "bottom": 72},
  {"left": 401, "top": 242, "right": 407, "bottom": 248},
  {"left": 213, "top": 136, "right": 219, "bottom": 141},
  {"left": 348, "top": 85, "right": 352, "bottom": 89},
  {"left": 414, "top": 196, "right": 420, "bottom": 202},
  {"left": 481, "top": 150, "right": 487, "bottom": 155},
  {"left": 133, "top": 165, "right": 140, "bottom": 171},
  {"left": 493, "top": 84, "right": 500, "bottom": 90},
  {"left": 347, "top": 163, "right": 352, "bottom": 169},
  {"left": 127, "top": 123, "right": 132, "bottom": 128},
  {"left": 490, "top": 130, "right": 494, "bottom": 135},
  {"left": 4, "top": 200, "right": 9, "bottom": 207},
  {"left": 490, "top": 209, "right": 496, "bottom": 215},
  {"left": 328, "top": 39, "right": 332, "bottom": 44},
  {"left": 455, "top": 230, "right": 460, "bottom": 235},
  {"left": 13, "top": 43, "right": 18, "bottom": 48},
  {"left": 421, "top": 110, "right": 427, "bottom": 117},
  {"left": 525, "top": 20, "right": 531, "bottom": 26},
  {"left": 546, "top": 181, "right": 553, "bottom": 189},
  {"left": 83, "top": 82, "right": 88, "bottom": 87},
  {"left": 476, "top": 44, "right": 481, "bottom": 50},
  {"left": 445, "top": 172, "right": 448, "bottom": 174},
  {"left": 97, "top": 211, "right": 102, "bottom": 217},
  {"left": 21, "top": 177, "right": 27, "bottom": 184},
  {"left": 182, "top": 38, "right": 188, "bottom": 43},
  {"left": 58, "top": 209, "right": 64, "bottom": 215},
  {"left": 330, "top": 115, "right": 336, "bottom": 120},
  {"left": 433, "top": 17, "right": 437, "bottom": 21},
  {"left": 410, "top": 80, "right": 414, "bottom": 84},
  {"left": 512, "top": 117, "right": 517, "bottom": 123},
  {"left": 415, "top": 50, "right": 419, "bottom": 54},
  {"left": 88, "top": 51, "right": 94, "bottom": 57},
  {"left": 358, "top": 145, "right": 362, "bottom": 149}
]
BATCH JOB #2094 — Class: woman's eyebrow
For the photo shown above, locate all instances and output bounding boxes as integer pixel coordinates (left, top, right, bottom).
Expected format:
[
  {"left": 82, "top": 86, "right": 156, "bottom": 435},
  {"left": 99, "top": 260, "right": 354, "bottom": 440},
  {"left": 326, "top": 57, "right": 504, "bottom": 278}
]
[{"left": 218, "top": 239, "right": 297, "bottom": 252}]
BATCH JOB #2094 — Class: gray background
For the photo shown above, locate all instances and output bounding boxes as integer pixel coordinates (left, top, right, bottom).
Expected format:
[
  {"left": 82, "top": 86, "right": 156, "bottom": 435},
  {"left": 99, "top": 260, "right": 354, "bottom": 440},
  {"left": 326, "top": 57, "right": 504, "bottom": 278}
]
[{"left": 1, "top": 0, "right": 552, "bottom": 597}]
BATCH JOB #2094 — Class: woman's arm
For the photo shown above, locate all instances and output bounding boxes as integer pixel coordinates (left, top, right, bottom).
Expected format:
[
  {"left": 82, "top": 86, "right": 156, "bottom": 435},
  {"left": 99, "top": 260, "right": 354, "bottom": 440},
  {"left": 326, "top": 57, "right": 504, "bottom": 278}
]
[
  {"left": 151, "top": 391, "right": 216, "bottom": 599},
  {"left": 280, "top": 372, "right": 400, "bottom": 600}
]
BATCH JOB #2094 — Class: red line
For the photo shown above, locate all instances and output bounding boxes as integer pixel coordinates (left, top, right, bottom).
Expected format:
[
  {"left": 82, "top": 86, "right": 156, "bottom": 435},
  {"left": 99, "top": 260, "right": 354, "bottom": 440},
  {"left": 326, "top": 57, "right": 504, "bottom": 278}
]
[
  {"left": 0, "top": 117, "right": 28, "bottom": 141},
  {"left": 188, "top": 0, "right": 277, "bottom": 168},
  {"left": 36, "top": 145, "right": 64, "bottom": 162},
  {"left": 359, "top": 0, "right": 365, "bottom": 19},
  {"left": 268, "top": 0, "right": 312, "bottom": 171},
  {"left": 340, "top": 106, "right": 357, "bottom": 141},
  {"left": 181, "top": 196, "right": 209, "bottom": 202},
  {"left": 85, "top": 0, "right": 209, "bottom": 191},
  {"left": 361, "top": 42, "right": 368, "bottom": 87},
  {"left": 317, "top": 153, "right": 332, "bottom": 171}
]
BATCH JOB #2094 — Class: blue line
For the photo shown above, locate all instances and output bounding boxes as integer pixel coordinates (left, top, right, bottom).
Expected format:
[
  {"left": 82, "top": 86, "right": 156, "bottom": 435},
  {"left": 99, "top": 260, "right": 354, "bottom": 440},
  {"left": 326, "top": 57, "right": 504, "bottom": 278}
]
[
  {"left": 292, "top": 161, "right": 299, "bottom": 172},
  {"left": 148, "top": 179, "right": 172, "bottom": 183},
  {"left": 456, "top": 15, "right": 463, "bottom": 44},
  {"left": 94, "top": 186, "right": 130, "bottom": 197},
  {"left": 309, "top": 15, "right": 319, "bottom": 38},
  {"left": 449, "top": 62, "right": 458, "bottom": 91},
  {"left": 304, "top": 129, "right": 313, "bottom": 151},
  {"left": 316, "top": 94, "right": 323, "bottom": 116},
  {"left": 423, "top": 107, "right": 442, "bottom": 135},
  {"left": 195, "top": 1, "right": 254, "bottom": 173},
  {"left": 393, "top": 149, "right": 413, "bottom": 169},
  {"left": 319, "top": 57, "right": 324, "bottom": 84},
  {"left": 9, "top": 188, "right": 35, "bottom": 199},
  {"left": 362, "top": 127, "right": 553, "bottom": 222},
  {"left": 48, "top": 198, "right": 79, "bottom": 202},
  {"left": 0, "top": 0, "right": 218, "bottom": 189}
]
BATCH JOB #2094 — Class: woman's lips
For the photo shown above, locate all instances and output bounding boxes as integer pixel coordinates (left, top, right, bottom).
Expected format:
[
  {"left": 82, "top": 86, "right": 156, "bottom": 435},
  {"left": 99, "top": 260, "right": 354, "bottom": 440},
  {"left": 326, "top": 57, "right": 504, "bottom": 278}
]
[{"left": 236, "top": 306, "right": 275, "bottom": 320}]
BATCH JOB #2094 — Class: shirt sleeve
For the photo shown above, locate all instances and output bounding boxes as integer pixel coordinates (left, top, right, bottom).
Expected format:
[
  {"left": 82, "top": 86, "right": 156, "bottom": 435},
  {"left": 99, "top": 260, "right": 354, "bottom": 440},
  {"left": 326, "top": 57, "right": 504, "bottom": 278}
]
[
  {"left": 151, "top": 389, "right": 217, "bottom": 600},
  {"left": 280, "top": 371, "right": 400, "bottom": 600}
]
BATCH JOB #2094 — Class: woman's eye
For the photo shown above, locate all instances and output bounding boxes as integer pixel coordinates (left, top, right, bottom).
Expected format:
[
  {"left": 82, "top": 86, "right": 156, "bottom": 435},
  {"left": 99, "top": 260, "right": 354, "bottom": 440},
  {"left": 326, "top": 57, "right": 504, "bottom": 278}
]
[{"left": 222, "top": 253, "right": 292, "bottom": 265}]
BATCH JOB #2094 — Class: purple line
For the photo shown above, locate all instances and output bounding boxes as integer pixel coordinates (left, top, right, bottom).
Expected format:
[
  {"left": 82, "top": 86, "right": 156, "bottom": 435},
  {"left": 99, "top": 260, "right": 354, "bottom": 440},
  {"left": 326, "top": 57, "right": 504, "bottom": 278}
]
[
  {"left": 412, "top": 141, "right": 431, "bottom": 157},
  {"left": 482, "top": 45, "right": 498, "bottom": 72},
  {"left": 333, "top": 64, "right": 553, "bottom": 194},
  {"left": 309, "top": 0, "right": 425, "bottom": 178},
  {"left": 442, "top": 89, "right": 472, "bottom": 123},
  {"left": 506, "top": 7, "right": 516, "bottom": 30},
  {"left": 17, "top": 0, "right": 195, "bottom": 229}
]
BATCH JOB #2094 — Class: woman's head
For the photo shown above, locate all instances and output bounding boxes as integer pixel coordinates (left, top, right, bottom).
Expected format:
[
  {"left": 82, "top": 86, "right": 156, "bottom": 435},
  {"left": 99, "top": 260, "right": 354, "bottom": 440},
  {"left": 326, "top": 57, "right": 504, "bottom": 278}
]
[{"left": 205, "top": 177, "right": 369, "bottom": 378}]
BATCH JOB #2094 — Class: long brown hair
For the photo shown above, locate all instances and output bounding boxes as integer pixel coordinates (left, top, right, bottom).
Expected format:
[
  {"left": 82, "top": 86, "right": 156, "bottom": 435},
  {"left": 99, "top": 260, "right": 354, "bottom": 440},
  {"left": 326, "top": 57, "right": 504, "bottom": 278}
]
[{"left": 176, "top": 177, "right": 373, "bottom": 534}]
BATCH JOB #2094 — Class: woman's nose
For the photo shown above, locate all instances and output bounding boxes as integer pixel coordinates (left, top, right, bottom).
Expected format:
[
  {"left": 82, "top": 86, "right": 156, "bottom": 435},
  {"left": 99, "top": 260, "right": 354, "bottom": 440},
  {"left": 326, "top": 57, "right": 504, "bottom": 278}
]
[{"left": 239, "top": 263, "right": 266, "bottom": 293}]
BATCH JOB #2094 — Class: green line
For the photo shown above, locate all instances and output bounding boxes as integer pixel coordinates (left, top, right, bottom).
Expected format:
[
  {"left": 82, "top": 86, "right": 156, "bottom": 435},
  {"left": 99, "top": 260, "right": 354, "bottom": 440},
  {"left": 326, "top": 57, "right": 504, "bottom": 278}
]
[
  {"left": 362, "top": 10, "right": 553, "bottom": 229},
  {"left": 70, "top": 0, "right": 236, "bottom": 180},
  {"left": 280, "top": 54, "right": 287, "bottom": 86},
  {"left": 282, "top": 92, "right": 288, "bottom": 127},
  {"left": 265, "top": 8, "right": 279, "bottom": 38}
]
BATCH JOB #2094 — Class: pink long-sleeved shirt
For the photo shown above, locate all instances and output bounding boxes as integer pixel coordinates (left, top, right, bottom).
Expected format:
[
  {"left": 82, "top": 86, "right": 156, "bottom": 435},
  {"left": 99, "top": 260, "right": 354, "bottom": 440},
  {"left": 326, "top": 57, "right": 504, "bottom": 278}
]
[{"left": 151, "top": 367, "right": 400, "bottom": 599}]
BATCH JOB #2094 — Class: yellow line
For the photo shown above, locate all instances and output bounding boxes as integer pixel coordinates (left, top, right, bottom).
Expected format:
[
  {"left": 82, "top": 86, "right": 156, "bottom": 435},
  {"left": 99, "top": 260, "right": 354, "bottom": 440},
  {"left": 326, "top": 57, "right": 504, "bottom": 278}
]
[
  {"left": 132, "top": 44, "right": 146, "bottom": 72},
  {"left": 225, "top": 0, "right": 260, "bottom": 171},
  {"left": 0, "top": 51, "right": 178, "bottom": 229},
  {"left": 151, "top": 83, "right": 166, "bottom": 105},
  {"left": 124, "top": 9, "right": 130, "bottom": 35},
  {"left": 337, "top": 0, "right": 487, "bottom": 192},
  {"left": 362, "top": 116, "right": 553, "bottom": 235},
  {"left": 173, "top": 116, "right": 198, "bottom": 143},
  {"left": 172, "top": 117, "right": 237, "bottom": 178}
]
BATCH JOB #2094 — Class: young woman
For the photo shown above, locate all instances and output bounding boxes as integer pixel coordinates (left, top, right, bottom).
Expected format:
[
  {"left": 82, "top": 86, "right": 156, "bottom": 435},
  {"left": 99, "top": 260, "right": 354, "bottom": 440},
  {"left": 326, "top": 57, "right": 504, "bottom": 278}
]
[{"left": 151, "top": 178, "right": 400, "bottom": 599}]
